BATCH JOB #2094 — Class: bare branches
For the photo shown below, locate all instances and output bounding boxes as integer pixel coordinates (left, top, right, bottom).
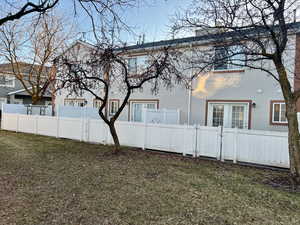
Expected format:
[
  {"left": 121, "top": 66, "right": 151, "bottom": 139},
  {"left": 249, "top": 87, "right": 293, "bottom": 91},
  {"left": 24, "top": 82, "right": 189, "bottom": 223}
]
[
  {"left": 0, "top": 0, "right": 59, "bottom": 26},
  {"left": 0, "top": 13, "right": 72, "bottom": 104}
]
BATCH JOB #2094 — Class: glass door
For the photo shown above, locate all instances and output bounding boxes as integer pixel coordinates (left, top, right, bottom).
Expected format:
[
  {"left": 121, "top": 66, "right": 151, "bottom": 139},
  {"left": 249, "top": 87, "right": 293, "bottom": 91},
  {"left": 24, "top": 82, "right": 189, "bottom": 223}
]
[
  {"left": 131, "top": 101, "right": 158, "bottom": 122},
  {"left": 208, "top": 102, "right": 249, "bottom": 129}
]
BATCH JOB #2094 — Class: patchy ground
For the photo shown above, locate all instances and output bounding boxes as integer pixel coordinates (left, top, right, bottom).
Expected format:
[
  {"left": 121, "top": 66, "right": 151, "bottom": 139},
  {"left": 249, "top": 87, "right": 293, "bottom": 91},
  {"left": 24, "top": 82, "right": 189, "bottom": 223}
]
[{"left": 0, "top": 130, "right": 299, "bottom": 225}]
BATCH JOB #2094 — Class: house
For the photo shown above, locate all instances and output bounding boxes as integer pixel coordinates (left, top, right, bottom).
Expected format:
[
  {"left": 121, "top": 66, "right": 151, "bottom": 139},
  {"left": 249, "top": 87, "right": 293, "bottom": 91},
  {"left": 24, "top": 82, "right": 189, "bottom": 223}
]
[
  {"left": 55, "top": 22, "right": 300, "bottom": 132},
  {"left": 0, "top": 63, "right": 52, "bottom": 107}
]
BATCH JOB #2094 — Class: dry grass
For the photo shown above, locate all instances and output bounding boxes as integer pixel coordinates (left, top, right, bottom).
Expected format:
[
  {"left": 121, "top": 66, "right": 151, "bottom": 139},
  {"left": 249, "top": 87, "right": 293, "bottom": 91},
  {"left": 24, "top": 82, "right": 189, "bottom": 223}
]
[{"left": 0, "top": 130, "right": 300, "bottom": 225}]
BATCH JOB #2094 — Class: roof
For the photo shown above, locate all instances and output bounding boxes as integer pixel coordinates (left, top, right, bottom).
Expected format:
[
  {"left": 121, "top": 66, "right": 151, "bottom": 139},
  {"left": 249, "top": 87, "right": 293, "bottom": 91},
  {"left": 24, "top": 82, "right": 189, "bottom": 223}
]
[
  {"left": 8, "top": 87, "right": 52, "bottom": 97},
  {"left": 116, "top": 22, "right": 300, "bottom": 52},
  {"left": 66, "top": 22, "right": 300, "bottom": 55},
  {"left": 0, "top": 62, "right": 51, "bottom": 75}
]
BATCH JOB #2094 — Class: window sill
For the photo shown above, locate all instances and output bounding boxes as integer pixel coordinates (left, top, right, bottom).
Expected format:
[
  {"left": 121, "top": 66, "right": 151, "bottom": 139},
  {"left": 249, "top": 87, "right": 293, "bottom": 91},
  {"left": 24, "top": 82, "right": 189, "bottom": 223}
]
[
  {"left": 270, "top": 122, "right": 288, "bottom": 126},
  {"left": 212, "top": 69, "right": 245, "bottom": 74}
]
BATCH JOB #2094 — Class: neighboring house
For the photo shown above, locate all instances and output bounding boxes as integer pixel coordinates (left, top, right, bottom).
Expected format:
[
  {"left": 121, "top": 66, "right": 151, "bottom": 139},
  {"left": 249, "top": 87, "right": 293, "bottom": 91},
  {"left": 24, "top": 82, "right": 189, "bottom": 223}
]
[
  {"left": 0, "top": 63, "right": 52, "bottom": 108},
  {"left": 55, "top": 22, "right": 300, "bottom": 132}
]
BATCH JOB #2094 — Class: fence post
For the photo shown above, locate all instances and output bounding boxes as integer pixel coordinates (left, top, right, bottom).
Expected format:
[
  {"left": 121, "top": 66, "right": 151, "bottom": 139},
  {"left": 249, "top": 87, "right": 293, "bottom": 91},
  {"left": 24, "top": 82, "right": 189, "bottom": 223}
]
[
  {"left": 56, "top": 105, "right": 59, "bottom": 138},
  {"left": 86, "top": 119, "right": 90, "bottom": 142},
  {"left": 182, "top": 125, "right": 187, "bottom": 156},
  {"left": 35, "top": 115, "right": 38, "bottom": 134},
  {"left": 143, "top": 109, "right": 147, "bottom": 150},
  {"left": 217, "top": 126, "right": 223, "bottom": 161},
  {"left": 177, "top": 109, "right": 180, "bottom": 124},
  {"left": 1, "top": 103, "right": 4, "bottom": 130},
  {"left": 233, "top": 128, "right": 238, "bottom": 163},
  {"left": 16, "top": 114, "right": 20, "bottom": 133},
  {"left": 163, "top": 109, "right": 167, "bottom": 124},
  {"left": 193, "top": 124, "right": 198, "bottom": 157}
]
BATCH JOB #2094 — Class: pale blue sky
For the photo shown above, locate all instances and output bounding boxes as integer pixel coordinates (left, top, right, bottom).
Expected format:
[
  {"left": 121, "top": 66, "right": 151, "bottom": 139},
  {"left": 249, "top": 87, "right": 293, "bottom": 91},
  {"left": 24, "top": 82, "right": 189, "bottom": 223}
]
[{"left": 57, "top": 0, "right": 191, "bottom": 44}]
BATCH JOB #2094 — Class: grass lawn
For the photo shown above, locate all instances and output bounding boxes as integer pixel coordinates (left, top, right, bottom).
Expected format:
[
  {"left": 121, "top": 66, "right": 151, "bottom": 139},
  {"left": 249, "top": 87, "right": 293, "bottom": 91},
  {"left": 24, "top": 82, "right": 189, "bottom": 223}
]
[{"left": 0, "top": 130, "right": 300, "bottom": 225}]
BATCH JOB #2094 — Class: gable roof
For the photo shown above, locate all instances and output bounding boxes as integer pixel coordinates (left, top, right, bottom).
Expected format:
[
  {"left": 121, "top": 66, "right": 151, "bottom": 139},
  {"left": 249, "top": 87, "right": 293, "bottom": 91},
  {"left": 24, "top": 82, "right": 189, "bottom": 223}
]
[
  {"left": 117, "top": 22, "right": 300, "bottom": 52},
  {"left": 0, "top": 62, "right": 51, "bottom": 75}
]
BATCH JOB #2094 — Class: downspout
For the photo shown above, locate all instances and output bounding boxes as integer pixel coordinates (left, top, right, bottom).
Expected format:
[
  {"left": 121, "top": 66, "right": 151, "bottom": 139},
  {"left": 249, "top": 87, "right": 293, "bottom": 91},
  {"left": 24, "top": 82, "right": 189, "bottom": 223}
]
[{"left": 187, "top": 43, "right": 193, "bottom": 125}]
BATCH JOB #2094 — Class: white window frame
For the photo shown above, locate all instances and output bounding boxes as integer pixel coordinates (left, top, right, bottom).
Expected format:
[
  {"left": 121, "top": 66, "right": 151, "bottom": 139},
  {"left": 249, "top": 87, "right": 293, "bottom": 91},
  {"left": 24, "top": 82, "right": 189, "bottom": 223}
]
[
  {"left": 130, "top": 100, "right": 158, "bottom": 122},
  {"left": 271, "top": 102, "right": 287, "bottom": 124},
  {"left": 0, "top": 75, "right": 15, "bottom": 88},
  {"left": 207, "top": 101, "right": 250, "bottom": 129},
  {"left": 109, "top": 99, "right": 119, "bottom": 116},
  {"left": 64, "top": 98, "right": 86, "bottom": 107},
  {"left": 213, "top": 45, "right": 245, "bottom": 71},
  {"left": 93, "top": 99, "right": 102, "bottom": 108},
  {"left": 127, "top": 57, "right": 137, "bottom": 74}
]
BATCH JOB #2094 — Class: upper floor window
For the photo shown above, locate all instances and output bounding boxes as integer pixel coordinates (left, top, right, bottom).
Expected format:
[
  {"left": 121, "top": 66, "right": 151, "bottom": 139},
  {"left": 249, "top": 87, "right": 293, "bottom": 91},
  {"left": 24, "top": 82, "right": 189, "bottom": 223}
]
[
  {"left": 126, "top": 56, "right": 149, "bottom": 75},
  {"left": 214, "top": 45, "right": 245, "bottom": 71},
  {"left": 127, "top": 58, "right": 137, "bottom": 74},
  {"left": 64, "top": 98, "right": 86, "bottom": 107},
  {"left": 0, "top": 75, "right": 15, "bottom": 87},
  {"left": 271, "top": 101, "right": 287, "bottom": 125}
]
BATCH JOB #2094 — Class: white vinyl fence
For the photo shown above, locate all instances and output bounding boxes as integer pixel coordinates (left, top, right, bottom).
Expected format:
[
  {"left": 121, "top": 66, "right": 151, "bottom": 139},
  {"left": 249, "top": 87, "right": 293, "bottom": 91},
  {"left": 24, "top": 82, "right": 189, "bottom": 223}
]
[
  {"left": 2, "top": 103, "right": 52, "bottom": 116},
  {"left": 1, "top": 113, "right": 290, "bottom": 168},
  {"left": 57, "top": 105, "right": 180, "bottom": 125}
]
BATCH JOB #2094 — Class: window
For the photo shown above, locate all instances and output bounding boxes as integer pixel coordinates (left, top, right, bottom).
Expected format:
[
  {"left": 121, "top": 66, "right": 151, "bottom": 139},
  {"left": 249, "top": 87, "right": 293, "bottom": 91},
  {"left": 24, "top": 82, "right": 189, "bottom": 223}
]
[
  {"left": 207, "top": 101, "right": 250, "bottom": 129},
  {"left": 64, "top": 99, "right": 86, "bottom": 107},
  {"left": 109, "top": 99, "right": 119, "bottom": 116},
  {"left": 130, "top": 100, "right": 158, "bottom": 122},
  {"left": 93, "top": 99, "right": 102, "bottom": 108},
  {"left": 271, "top": 101, "right": 287, "bottom": 124},
  {"left": 127, "top": 58, "right": 137, "bottom": 74},
  {"left": 214, "top": 45, "right": 245, "bottom": 71},
  {"left": 0, "top": 75, "right": 15, "bottom": 87},
  {"left": 127, "top": 56, "right": 149, "bottom": 75}
]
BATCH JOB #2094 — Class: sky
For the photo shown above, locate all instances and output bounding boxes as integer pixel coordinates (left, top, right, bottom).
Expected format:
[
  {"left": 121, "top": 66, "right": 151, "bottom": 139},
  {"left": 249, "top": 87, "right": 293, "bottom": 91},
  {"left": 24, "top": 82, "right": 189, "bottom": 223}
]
[{"left": 57, "top": 0, "right": 191, "bottom": 45}]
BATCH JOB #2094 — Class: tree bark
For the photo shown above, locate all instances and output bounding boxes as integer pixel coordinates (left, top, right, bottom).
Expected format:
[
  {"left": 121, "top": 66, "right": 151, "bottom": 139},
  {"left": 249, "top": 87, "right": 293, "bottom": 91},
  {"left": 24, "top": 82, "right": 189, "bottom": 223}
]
[
  {"left": 108, "top": 121, "right": 121, "bottom": 154},
  {"left": 275, "top": 60, "right": 300, "bottom": 186},
  {"left": 286, "top": 100, "right": 300, "bottom": 186}
]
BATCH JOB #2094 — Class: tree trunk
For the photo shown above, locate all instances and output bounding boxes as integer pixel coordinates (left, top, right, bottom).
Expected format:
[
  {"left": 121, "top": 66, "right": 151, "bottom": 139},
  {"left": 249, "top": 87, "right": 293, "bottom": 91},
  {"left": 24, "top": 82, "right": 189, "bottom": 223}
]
[
  {"left": 286, "top": 100, "right": 300, "bottom": 186},
  {"left": 31, "top": 96, "right": 39, "bottom": 105},
  {"left": 108, "top": 122, "right": 121, "bottom": 154}
]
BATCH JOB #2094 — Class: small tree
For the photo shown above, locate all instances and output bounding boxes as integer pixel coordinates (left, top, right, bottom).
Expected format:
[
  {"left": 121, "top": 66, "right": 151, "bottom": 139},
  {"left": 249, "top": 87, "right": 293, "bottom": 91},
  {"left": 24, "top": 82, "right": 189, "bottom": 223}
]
[
  {"left": 0, "top": 14, "right": 72, "bottom": 104},
  {"left": 172, "top": 0, "right": 300, "bottom": 185},
  {"left": 56, "top": 42, "right": 181, "bottom": 153}
]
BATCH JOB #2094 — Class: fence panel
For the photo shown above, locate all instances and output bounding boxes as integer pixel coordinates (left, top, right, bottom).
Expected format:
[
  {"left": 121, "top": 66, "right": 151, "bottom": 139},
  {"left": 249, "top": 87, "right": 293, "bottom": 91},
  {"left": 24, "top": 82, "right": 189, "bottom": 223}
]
[
  {"left": 115, "top": 122, "right": 145, "bottom": 148},
  {"left": 1, "top": 113, "right": 18, "bottom": 131},
  {"left": 18, "top": 115, "right": 36, "bottom": 134},
  {"left": 58, "top": 117, "right": 83, "bottom": 141},
  {"left": 145, "top": 124, "right": 187, "bottom": 153},
  {"left": 87, "top": 119, "right": 107, "bottom": 144},
  {"left": 37, "top": 116, "right": 58, "bottom": 137},
  {"left": 235, "top": 130, "right": 289, "bottom": 168},
  {"left": 196, "top": 126, "right": 221, "bottom": 158}
]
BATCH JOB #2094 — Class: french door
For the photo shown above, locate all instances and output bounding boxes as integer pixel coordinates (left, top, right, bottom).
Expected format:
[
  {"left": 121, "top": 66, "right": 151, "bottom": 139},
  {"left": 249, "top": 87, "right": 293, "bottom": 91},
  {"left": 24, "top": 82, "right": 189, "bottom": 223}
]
[
  {"left": 208, "top": 102, "right": 249, "bottom": 129},
  {"left": 130, "top": 101, "right": 158, "bottom": 122}
]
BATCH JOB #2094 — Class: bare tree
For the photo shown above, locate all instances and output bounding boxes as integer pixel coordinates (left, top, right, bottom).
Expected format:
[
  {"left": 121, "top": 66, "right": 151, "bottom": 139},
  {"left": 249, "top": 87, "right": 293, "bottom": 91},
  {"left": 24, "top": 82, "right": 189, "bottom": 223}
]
[
  {"left": 0, "top": 14, "right": 73, "bottom": 105},
  {"left": 0, "top": 1, "right": 59, "bottom": 26},
  {"left": 171, "top": 0, "right": 300, "bottom": 185},
  {"left": 56, "top": 41, "right": 182, "bottom": 153}
]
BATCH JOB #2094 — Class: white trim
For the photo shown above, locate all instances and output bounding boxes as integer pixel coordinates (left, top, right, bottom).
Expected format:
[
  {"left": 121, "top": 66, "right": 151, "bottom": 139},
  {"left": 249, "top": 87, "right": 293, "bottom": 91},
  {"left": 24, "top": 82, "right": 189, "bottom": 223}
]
[
  {"left": 207, "top": 101, "right": 250, "bottom": 129},
  {"left": 130, "top": 100, "right": 158, "bottom": 122},
  {"left": 7, "top": 85, "right": 48, "bottom": 96},
  {"left": 8, "top": 87, "right": 33, "bottom": 95},
  {"left": 271, "top": 102, "right": 287, "bottom": 124}
]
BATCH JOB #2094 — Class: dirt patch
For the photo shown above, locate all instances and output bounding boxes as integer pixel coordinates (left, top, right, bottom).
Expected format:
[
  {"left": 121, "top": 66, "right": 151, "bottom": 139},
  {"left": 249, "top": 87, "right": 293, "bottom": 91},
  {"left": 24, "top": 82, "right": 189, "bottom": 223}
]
[{"left": 263, "top": 175, "right": 300, "bottom": 193}]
